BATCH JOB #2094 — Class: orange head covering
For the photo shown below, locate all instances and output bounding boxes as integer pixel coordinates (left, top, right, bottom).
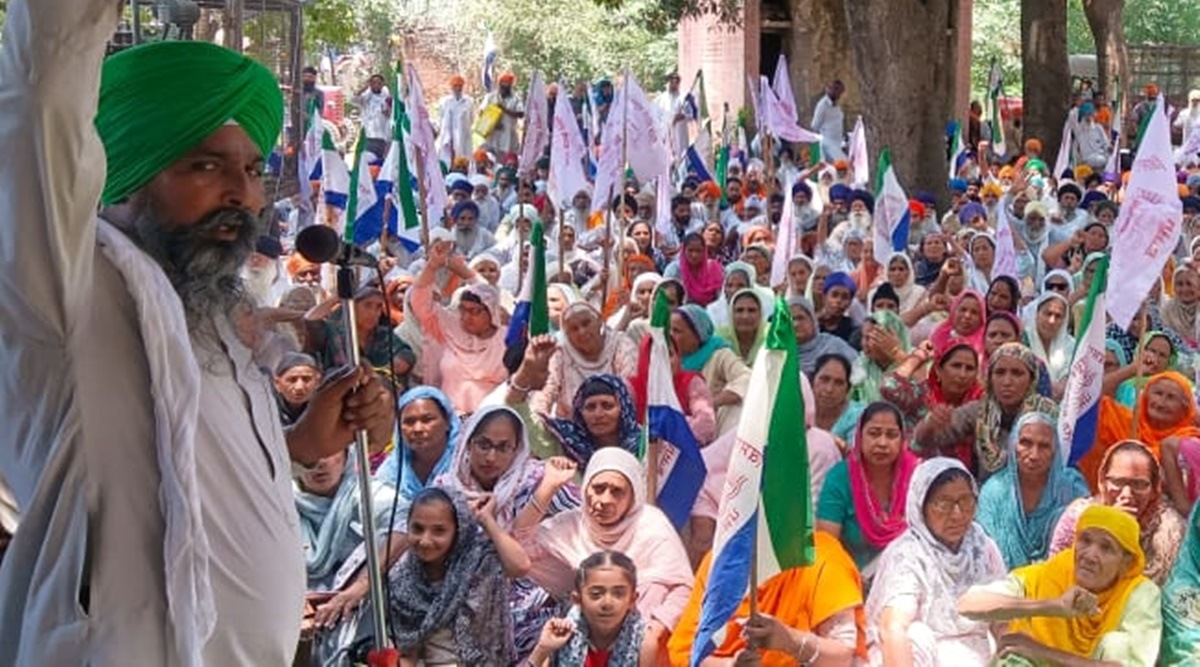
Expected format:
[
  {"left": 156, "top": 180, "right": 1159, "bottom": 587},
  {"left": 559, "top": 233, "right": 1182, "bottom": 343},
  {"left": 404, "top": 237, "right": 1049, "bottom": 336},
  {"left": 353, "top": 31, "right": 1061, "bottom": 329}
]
[
  {"left": 498, "top": 71, "right": 516, "bottom": 85},
  {"left": 1181, "top": 184, "right": 1192, "bottom": 198},
  {"left": 998, "top": 165, "right": 1016, "bottom": 180},
  {"left": 697, "top": 181, "right": 722, "bottom": 200},
  {"left": 451, "top": 156, "right": 470, "bottom": 172},
  {"left": 1025, "top": 138, "right": 1043, "bottom": 155},
  {"left": 1008, "top": 504, "right": 1147, "bottom": 658},
  {"left": 286, "top": 252, "right": 318, "bottom": 278},
  {"left": 833, "top": 159, "right": 850, "bottom": 171},
  {"left": 472, "top": 148, "right": 489, "bottom": 163},
  {"left": 448, "top": 74, "right": 466, "bottom": 87},
  {"left": 1074, "top": 164, "right": 1094, "bottom": 181},
  {"left": 981, "top": 182, "right": 1003, "bottom": 198}
]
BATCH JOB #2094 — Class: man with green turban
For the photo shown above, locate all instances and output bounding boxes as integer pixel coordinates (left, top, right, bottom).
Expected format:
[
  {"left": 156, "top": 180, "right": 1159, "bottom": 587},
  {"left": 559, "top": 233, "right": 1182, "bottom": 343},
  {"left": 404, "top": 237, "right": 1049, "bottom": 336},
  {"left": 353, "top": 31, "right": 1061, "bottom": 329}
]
[{"left": 0, "top": 2, "right": 394, "bottom": 665}]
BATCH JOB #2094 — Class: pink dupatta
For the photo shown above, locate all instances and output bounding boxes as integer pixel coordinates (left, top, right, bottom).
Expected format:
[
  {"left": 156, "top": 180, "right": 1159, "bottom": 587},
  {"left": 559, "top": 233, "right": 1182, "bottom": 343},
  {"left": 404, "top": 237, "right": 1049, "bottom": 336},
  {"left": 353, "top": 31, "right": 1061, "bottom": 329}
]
[
  {"left": 929, "top": 289, "right": 987, "bottom": 358},
  {"left": 679, "top": 246, "right": 725, "bottom": 306},
  {"left": 847, "top": 409, "right": 920, "bottom": 549}
]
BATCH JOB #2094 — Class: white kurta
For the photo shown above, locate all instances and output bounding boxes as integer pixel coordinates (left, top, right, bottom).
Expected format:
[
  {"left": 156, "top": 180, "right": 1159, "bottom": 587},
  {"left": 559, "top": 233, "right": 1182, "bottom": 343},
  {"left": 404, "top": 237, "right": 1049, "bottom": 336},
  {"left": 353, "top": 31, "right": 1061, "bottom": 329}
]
[
  {"left": 437, "top": 93, "right": 476, "bottom": 161},
  {"left": 0, "top": 2, "right": 304, "bottom": 665},
  {"left": 656, "top": 90, "right": 690, "bottom": 159},
  {"left": 483, "top": 90, "right": 525, "bottom": 156},
  {"left": 811, "top": 95, "right": 846, "bottom": 160}
]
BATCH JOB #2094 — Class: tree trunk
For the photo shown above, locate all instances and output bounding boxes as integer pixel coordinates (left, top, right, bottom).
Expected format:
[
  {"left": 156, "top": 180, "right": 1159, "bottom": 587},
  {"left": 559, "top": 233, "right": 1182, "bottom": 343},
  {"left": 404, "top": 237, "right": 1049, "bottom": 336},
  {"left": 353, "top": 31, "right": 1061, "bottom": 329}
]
[
  {"left": 787, "top": 0, "right": 859, "bottom": 126},
  {"left": 842, "top": 0, "right": 959, "bottom": 201},
  {"left": 1083, "top": 0, "right": 1127, "bottom": 109},
  {"left": 1021, "top": 0, "right": 1070, "bottom": 165}
]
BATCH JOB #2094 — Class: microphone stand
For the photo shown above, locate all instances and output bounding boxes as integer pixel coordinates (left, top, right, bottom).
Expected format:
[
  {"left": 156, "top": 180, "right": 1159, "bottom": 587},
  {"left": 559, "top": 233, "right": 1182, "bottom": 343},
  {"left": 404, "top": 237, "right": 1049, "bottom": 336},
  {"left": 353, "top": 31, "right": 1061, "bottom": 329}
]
[{"left": 335, "top": 255, "right": 391, "bottom": 655}]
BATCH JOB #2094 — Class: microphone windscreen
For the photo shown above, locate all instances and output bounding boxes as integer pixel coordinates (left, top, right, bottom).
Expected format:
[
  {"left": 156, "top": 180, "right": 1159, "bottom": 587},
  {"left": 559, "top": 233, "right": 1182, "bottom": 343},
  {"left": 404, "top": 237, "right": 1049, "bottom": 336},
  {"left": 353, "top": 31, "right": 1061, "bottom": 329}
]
[{"left": 295, "top": 225, "right": 341, "bottom": 264}]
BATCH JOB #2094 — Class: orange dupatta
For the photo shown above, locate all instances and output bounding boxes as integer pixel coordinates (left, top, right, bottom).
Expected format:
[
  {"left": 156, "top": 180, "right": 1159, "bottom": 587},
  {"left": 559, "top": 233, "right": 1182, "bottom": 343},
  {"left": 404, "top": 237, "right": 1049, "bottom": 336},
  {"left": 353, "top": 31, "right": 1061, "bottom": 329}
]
[{"left": 1080, "top": 371, "right": 1200, "bottom": 492}]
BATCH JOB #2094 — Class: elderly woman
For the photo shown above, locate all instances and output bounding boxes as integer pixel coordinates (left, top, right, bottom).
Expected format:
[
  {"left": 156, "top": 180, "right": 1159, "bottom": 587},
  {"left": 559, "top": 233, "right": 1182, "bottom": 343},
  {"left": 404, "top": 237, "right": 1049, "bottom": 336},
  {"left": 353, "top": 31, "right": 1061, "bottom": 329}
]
[
  {"left": 410, "top": 239, "right": 508, "bottom": 414},
  {"left": 790, "top": 296, "right": 858, "bottom": 376},
  {"left": 958, "top": 505, "right": 1162, "bottom": 666},
  {"left": 986, "top": 275, "right": 1023, "bottom": 317},
  {"left": 1162, "top": 502, "right": 1200, "bottom": 664},
  {"left": 521, "top": 448, "right": 695, "bottom": 663},
  {"left": 1161, "top": 262, "right": 1200, "bottom": 342},
  {"left": 671, "top": 305, "right": 752, "bottom": 435},
  {"left": 295, "top": 449, "right": 379, "bottom": 594},
  {"left": 866, "top": 458, "right": 1006, "bottom": 666},
  {"left": 716, "top": 288, "right": 770, "bottom": 364},
  {"left": 818, "top": 402, "right": 920, "bottom": 578},
  {"left": 436, "top": 405, "right": 581, "bottom": 660},
  {"left": 705, "top": 261, "right": 757, "bottom": 330},
  {"left": 533, "top": 302, "right": 637, "bottom": 419},
  {"left": 913, "top": 343, "right": 1058, "bottom": 479},
  {"left": 977, "top": 413, "right": 1090, "bottom": 568},
  {"left": 1106, "top": 331, "right": 1177, "bottom": 408},
  {"left": 881, "top": 341, "right": 984, "bottom": 431},
  {"left": 607, "top": 271, "right": 660, "bottom": 335},
  {"left": 851, "top": 310, "right": 911, "bottom": 403},
  {"left": 879, "top": 252, "right": 927, "bottom": 317},
  {"left": 1051, "top": 441, "right": 1187, "bottom": 586},
  {"left": 1023, "top": 292, "right": 1074, "bottom": 386},
  {"left": 1082, "top": 371, "right": 1200, "bottom": 490}
]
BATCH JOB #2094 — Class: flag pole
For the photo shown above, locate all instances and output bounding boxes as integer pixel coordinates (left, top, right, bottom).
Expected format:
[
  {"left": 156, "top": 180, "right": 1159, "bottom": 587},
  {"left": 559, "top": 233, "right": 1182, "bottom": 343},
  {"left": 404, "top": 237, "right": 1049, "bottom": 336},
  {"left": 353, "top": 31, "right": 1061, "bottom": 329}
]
[
  {"left": 414, "top": 146, "right": 431, "bottom": 248},
  {"left": 557, "top": 207, "right": 566, "bottom": 279},
  {"left": 748, "top": 511, "right": 760, "bottom": 646},
  {"left": 517, "top": 217, "right": 528, "bottom": 295},
  {"left": 1130, "top": 305, "right": 1150, "bottom": 438},
  {"left": 601, "top": 184, "right": 616, "bottom": 310}
]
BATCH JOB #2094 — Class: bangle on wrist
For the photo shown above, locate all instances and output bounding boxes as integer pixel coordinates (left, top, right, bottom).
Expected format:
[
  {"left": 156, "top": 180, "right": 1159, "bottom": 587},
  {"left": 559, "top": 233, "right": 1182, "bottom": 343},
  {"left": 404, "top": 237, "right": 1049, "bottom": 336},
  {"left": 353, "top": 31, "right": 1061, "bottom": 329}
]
[{"left": 511, "top": 377, "right": 532, "bottom": 394}]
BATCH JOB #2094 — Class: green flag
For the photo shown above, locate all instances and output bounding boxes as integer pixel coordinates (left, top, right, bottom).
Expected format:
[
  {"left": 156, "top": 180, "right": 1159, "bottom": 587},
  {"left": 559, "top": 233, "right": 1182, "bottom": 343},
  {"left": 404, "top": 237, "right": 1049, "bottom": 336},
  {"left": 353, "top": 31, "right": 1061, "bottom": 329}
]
[
  {"left": 529, "top": 220, "right": 549, "bottom": 337},
  {"left": 345, "top": 127, "right": 367, "bottom": 242},
  {"left": 392, "top": 71, "right": 421, "bottom": 232}
]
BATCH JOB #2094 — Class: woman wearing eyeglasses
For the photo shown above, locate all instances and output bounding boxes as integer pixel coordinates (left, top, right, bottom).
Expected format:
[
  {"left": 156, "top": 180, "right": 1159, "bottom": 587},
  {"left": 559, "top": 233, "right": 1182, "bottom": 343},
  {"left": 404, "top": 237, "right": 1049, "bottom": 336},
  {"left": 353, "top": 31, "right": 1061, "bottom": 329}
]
[
  {"left": 436, "top": 405, "right": 582, "bottom": 661},
  {"left": 865, "top": 457, "right": 1005, "bottom": 666},
  {"left": 1050, "top": 440, "right": 1187, "bottom": 585}
]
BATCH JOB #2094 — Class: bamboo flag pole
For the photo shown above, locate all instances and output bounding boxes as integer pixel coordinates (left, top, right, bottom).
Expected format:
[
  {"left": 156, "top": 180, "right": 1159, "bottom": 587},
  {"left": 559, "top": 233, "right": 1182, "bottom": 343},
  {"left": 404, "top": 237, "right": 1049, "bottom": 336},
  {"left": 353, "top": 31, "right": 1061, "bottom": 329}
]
[
  {"left": 601, "top": 185, "right": 616, "bottom": 309},
  {"left": 557, "top": 207, "right": 566, "bottom": 279},
  {"left": 414, "top": 146, "right": 430, "bottom": 248}
]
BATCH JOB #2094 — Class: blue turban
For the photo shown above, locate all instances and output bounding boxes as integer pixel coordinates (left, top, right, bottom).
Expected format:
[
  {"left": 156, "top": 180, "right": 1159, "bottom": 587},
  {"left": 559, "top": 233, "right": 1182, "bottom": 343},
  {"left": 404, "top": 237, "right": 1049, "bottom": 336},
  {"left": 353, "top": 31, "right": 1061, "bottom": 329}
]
[
  {"left": 948, "top": 178, "right": 969, "bottom": 194},
  {"left": 448, "top": 179, "right": 474, "bottom": 195},
  {"left": 451, "top": 200, "right": 480, "bottom": 220},
  {"left": 823, "top": 271, "right": 857, "bottom": 297},
  {"left": 850, "top": 189, "right": 875, "bottom": 215},
  {"left": 829, "top": 184, "right": 852, "bottom": 203},
  {"left": 958, "top": 202, "right": 987, "bottom": 225},
  {"left": 792, "top": 180, "right": 812, "bottom": 198}
]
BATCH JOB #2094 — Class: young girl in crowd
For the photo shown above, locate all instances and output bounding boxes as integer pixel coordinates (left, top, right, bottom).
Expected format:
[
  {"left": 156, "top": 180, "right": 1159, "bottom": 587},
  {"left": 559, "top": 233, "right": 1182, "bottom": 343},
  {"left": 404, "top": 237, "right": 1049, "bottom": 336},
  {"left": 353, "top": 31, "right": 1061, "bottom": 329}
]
[{"left": 526, "top": 551, "right": 647, "bottom": 667}]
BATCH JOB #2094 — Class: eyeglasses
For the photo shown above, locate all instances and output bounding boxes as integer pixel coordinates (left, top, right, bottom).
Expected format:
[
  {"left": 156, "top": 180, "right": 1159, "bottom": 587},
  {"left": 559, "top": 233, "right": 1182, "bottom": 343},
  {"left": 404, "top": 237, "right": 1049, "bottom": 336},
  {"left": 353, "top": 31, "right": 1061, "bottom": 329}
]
[
  {"left": 1046, "top": 282, "right": 1070, "bottom": 292},
  {"left": 928, "top": 496, "right": 977, "bottom": 516},
  {"left": 469, "top": 436, "right": 517, "bottom": 455},
  {"left": 1104, "top": 476, "right": 1152, "bottom": 494}
]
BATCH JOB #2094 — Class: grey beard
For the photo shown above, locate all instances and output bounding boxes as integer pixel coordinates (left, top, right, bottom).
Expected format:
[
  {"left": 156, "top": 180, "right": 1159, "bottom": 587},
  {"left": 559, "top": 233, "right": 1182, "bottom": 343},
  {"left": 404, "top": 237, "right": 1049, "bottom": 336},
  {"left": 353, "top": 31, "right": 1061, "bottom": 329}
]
[{"left": 131, "top": 207, "right": 262, "bottom": 329}]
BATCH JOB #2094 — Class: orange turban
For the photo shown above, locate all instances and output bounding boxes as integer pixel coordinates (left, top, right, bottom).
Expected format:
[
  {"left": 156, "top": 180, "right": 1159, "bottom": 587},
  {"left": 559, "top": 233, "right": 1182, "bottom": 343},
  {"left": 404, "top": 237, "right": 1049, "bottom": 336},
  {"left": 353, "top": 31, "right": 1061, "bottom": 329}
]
[
  {"left": 833, "top": 159, "right": 850, "bottom": 171},
  {"left": 998, "top": 165, "right": 1016, "bottom": 180},
  {"left": 698, "top": 181, "right": 722, "bottom": 200},
  {"left": 473, "top": 148, "right": 489, "bottom": 163},
  {"left": 286, "top": 252, "right": 318, "bottom": 277},
  {"left": 498, "top": 72, "right": 516, "bottom": 85},
  {"left": 1025, "top": 138, "right": 1043, "bottom": 154},
  {"left": 449, "top": 74, "right": 466, "bottom": 87}
]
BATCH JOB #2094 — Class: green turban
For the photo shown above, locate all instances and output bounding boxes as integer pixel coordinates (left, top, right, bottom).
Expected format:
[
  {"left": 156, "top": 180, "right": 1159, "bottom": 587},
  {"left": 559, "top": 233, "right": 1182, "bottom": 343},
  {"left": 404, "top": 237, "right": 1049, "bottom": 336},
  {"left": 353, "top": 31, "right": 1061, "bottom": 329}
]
[{"left": 95, "top": 41, "right": 283, "bottom": 206}]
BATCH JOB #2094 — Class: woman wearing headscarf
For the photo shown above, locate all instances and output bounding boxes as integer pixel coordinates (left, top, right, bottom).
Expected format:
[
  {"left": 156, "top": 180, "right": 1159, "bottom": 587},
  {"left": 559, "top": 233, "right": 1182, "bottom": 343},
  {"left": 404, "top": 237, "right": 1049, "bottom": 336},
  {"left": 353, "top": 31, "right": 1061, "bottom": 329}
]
[
  {"left": 704, "top": 261, "right": 757, "bottom": 331},
  {"left": 1051, "top": 440, "right": 1188, "bottom": 585},
  {"left": 435, "top": 405, "right": 582, "bottom": 661},
  {"left": 665, "top": 232, "right": 725, "bottom": 306},
  {"left": 374, "top": 387, "right": 462, "bottom": 503},
  {"left": 1083, "top": 371, "right": 1200, "bottom": 492},
  {"left": 965, "top": 233, "right": 997, "bottom": 294},
  {"left": 534, "top": 302, "right": 638, "bottom": 419},
  {"left": 976, "top": 413, "right": 1091, "bottom": 568},
  {"left": 716, "top": 288, "right": 770, "bottom": 364},
  {"left": 817, "top": 402, "right": 920, "bottom": 579},
  {"left": 785, "top": 254, "right": 814, "bottom": 299},
  {"left": 928, "top": 289, "right": 987, "bottom": 359},
  {"left": 985, "top": 274, "right": 1022, "bottom": 317},
  {"left": 789, "top": 296, "right": 859, "bottom": 377},
  {"left": 607, "top": 271, "right": 660, "bottom": 335},
  {"left": 959, "top": 505, "right": 1162, "bottom": 666},
  {"left": 1158, "top": 263, "right": 1200, "bottom": 343},
  {"left": 879, "top": 252, "right": 927, "bottom": 316},
  {"left": 671, "top": 305, "right": 752, "bottom": 436},
  {"left": 913, "top": 343, "right": 1058, "bottom": 479},
  {"left": 913, "top": 232, "right": 949, "bottom": 288},
  {"left": 387, "top": 487, "right": 530, "bottom": 666},
  {"left": 1162, "top": 501, "right": 1200, "bottom": 664},
  {"left": 881, "top": 340, "right": 984, "bottom": 430},
  {"left": 851, "top": 310, "right": 911, "bottom": 403},
  {"left": 1023, "top": 291, "right": 1075, "bottom": 386},
  {"left": 865, "top": 458, "right": 1006, "bottom": 666},
  {"left": 411, "top": 239, "right": 509, "bottom": 414},
  {"left": 1109, "top": 331, "right": 1176, "bottom": 408},
  {"left": 295, "top": 449, "right": 387, "bottom": 593},
  {"left": 521, "top": 448, "right": 695, "bottom": 662}
]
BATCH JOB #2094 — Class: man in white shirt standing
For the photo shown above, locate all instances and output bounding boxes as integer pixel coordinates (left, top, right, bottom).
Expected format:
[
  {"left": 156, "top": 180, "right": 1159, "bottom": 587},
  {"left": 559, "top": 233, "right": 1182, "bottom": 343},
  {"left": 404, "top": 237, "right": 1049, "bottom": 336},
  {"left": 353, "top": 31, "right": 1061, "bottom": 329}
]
[
  {"left": 656, "top": 71, "right": 690, "bottom": 161},
  {"left": 811, "top": 79, "right": 847, "bottom": 161},
  {"left": 356, "top": 73, "right": 392, "bottom": 160},
  {"left": 437, "top": 74, "right": 476, "bottom": 163},
  {"left": 483, "top": 72, "right": 525, "bottom": 157},
  {"left": 0, "top": 2, "right": 395, "bottom": 665}
]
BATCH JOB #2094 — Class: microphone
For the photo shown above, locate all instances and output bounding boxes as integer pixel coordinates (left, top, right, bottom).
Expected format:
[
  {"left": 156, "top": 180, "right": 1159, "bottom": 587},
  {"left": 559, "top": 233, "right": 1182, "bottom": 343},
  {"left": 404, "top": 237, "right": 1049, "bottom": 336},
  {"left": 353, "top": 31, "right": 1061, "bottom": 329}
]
[{"left": 295, "top": 225, "right": 377, "bottom": 267}]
